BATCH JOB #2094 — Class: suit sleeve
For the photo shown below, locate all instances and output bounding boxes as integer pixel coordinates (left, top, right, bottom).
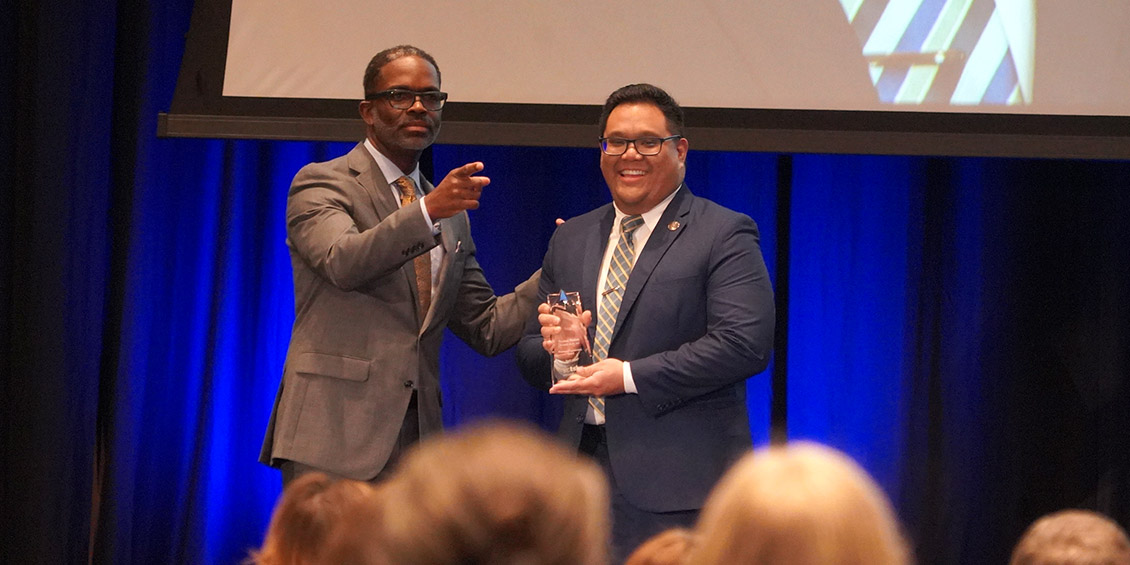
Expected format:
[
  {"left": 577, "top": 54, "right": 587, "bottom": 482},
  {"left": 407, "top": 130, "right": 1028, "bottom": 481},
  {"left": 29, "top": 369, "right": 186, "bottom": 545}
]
[
  {"left": 630, "top": 214, "right": 775, "bottom": 415},
  {"left": 285, "top": 162, "right": 436, "bottom": 291},
  {"left": 445, "top": 217, "right": 542, "bottom": 358},
  {"left": 514, "top": 231, "right": 561, "bottom": 391}
]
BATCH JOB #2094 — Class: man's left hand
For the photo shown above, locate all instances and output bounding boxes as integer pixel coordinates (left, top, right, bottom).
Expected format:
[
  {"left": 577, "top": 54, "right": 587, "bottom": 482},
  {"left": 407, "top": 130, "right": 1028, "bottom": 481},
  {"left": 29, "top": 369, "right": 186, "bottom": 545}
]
[{"left": 549, "top": 358, "right": 626, "bottom": 396}]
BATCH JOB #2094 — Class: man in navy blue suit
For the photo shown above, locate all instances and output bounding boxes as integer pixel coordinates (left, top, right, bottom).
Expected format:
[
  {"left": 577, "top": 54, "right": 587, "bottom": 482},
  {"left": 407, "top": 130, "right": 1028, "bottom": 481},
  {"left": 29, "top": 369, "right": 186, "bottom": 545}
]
[{"left": 516, "top": 83, "right": 775, "bottom": 562}]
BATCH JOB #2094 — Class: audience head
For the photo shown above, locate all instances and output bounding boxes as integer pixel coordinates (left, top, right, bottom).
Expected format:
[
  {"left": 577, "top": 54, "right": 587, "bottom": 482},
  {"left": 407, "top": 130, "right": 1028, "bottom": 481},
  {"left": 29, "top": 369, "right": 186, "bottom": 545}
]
[
  {"left": 1010, "top": 509, "right": 1130, "bottom": 565},
  {"left": 377, "top": 419, "right": 610, "bottom": 565},
  {"left": 686, "top": 441, "right": 911, "bottom": 565},
  {"left": 249, "top": 472, "right": 382, "bottom": 565},
  {"left": 625, "top": 528, "right": 697, "bottom": 565}
]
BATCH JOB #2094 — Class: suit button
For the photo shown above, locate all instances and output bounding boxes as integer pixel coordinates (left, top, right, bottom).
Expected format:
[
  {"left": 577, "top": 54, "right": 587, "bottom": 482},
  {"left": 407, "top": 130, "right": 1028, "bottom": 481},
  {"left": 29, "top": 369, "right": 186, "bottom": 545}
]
[
  {"left": 403, "top": 380, "right": 414, "bottom": 388},
  {"left": 575, "top": 414, "right": 584, "bottom": 423}
]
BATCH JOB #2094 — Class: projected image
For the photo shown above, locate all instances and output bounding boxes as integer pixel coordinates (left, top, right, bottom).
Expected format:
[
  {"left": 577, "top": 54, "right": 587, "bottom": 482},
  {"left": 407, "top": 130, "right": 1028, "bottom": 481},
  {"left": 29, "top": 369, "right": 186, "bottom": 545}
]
[
  {"left": 839, "top": 0, "right": 1034, "bottom": 106},
  {"left": 219, "top": 0, "right": 1130, "bottom": 117}
]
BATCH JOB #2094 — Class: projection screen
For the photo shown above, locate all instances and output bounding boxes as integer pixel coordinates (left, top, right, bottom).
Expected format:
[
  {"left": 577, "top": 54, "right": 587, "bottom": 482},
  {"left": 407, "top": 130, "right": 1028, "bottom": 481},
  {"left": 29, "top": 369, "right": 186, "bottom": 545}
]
[{"left": 159, "top": 0, "right": 1130, "bottom": 158}]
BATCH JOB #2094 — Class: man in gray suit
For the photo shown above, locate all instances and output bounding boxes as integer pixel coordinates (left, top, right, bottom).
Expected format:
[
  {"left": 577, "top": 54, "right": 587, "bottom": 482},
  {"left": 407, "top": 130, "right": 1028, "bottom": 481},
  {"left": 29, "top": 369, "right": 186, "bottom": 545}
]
[{"left": 260, "top": 45, "right": 539, "bottom": 484}]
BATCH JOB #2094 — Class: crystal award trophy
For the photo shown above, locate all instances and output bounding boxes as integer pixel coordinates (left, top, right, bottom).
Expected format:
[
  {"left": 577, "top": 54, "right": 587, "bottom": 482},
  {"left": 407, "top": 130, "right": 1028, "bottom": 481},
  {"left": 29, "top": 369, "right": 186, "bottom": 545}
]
[{"left": 546, "top": 290, "right": 591, "bottom": 383}]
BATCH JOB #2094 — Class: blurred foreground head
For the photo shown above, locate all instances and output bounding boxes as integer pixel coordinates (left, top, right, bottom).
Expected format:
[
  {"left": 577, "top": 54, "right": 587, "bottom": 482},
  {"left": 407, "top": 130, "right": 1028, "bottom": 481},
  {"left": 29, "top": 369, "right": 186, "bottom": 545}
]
[
  {"left": 379, "top": 420, "right": 610, "bottom": 565},
  {"left": 1010, "top": 509, "right": 1130, "bottom": 565},
  {"left": 687, "top": 441, "right": 911, "bottom": 565},
  {"left": 249, "top": 472, "right": 381, "bottom": 565},
  {"left": 625, "top": 528, "right": 697, "bottom": 565}
]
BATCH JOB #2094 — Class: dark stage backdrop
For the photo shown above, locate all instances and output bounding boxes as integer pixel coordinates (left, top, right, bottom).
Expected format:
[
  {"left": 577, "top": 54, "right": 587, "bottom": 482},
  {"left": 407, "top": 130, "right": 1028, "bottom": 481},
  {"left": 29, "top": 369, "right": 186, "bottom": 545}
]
[{"left": 2, "top": 1, "right": 1128, "bottom": 564}]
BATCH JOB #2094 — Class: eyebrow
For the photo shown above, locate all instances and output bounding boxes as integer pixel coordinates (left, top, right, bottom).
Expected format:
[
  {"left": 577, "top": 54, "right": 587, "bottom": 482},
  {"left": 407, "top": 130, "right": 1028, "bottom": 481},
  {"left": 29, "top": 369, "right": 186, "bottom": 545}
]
[
  {"left": 382, "top": 86, "right": 441, "bottom": 92},
  {"left": 603, "top": 131, "right": 668, "bottom": 138}
]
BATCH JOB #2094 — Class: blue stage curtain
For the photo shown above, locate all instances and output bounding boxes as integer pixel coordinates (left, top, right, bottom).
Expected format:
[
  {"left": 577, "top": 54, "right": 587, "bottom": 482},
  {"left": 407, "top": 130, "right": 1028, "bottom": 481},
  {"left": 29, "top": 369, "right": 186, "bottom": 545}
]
[{"left": 788, "top": 155, "right": 1130, "bottom": 563}]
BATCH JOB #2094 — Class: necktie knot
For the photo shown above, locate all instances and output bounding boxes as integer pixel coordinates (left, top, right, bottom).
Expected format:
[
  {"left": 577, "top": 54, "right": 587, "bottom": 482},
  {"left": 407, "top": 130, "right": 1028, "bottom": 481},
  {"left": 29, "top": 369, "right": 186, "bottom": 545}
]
[
  {"left": 395, "top": 176, "right": 417, "bottom": 205},
  {"left": 620, "top": 215, "right": 644, "bottom": 239}
]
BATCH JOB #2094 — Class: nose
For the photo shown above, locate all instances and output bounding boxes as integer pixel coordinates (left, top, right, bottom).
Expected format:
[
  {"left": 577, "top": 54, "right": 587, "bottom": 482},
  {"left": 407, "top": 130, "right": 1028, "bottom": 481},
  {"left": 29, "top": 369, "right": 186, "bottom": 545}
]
[{"left": 407, "top": 96, "right": 428, "bottom": 113}]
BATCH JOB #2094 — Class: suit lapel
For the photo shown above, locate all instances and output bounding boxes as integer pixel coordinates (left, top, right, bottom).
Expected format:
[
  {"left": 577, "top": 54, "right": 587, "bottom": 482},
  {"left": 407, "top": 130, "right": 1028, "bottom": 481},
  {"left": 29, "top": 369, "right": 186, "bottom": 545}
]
[
  {"left": 348, "top": 143, "right": 399, "bottom": 219},
  {"left": 614, "top": 186, "right": 693, "bottom": 336}
]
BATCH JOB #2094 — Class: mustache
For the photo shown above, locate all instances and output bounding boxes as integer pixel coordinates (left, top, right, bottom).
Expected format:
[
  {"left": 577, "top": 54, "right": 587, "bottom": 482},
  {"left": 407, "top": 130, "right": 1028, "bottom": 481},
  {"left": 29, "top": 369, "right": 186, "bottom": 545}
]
[{"left": 402, "top": 118, "right": 435, "bottom": 128}]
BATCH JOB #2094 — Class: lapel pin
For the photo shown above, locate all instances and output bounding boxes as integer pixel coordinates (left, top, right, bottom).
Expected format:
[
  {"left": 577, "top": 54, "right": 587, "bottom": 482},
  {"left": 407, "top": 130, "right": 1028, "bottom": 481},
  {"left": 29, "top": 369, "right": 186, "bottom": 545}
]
[{"left": 667, "top": 221, "right": 681, "bottom": 231}]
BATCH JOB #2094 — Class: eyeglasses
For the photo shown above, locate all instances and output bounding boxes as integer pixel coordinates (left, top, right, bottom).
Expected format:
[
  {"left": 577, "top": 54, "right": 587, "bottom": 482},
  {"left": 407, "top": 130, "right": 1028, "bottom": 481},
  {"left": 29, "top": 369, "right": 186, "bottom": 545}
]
[
  {"left": 599, "top": 135, "right": 681, "bottom": 156},
  {"left": 366, "top": 89, "right": 448, "bottom": 111}
]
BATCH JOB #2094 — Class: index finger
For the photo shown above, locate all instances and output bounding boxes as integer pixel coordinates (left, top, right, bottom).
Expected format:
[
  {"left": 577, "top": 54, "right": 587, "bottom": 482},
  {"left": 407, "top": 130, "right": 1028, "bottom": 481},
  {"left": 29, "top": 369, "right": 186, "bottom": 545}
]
[{"left": 451, "top": 161, "right": 485, "bottom": 177}]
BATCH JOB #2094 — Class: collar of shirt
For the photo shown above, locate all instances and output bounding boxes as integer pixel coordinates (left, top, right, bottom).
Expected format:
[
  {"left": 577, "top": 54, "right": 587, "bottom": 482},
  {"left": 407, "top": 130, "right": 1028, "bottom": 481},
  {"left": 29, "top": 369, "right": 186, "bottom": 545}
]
[
  {"left": 610, "top": 183, "right": 681, "bottom": 251},
  {"left": 363, "top": 138, "right": 422, "bottom": 199}
]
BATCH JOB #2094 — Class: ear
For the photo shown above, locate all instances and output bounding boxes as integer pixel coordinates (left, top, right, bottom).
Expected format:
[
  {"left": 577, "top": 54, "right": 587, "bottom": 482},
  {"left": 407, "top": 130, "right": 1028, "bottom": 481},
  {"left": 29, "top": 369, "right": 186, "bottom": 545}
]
[
  {"left": 359, "top": 100, "right": 375, "bottom": 126},
  {"left": 675, "top": 137, "right": 689, "bottom": 163}
]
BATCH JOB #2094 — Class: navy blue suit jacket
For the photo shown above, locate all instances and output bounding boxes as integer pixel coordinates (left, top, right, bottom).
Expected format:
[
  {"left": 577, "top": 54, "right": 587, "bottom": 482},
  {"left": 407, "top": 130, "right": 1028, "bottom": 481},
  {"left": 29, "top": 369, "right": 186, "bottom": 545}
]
[{"left": 516, "top": 185, "right": 775, "bottom": 512}]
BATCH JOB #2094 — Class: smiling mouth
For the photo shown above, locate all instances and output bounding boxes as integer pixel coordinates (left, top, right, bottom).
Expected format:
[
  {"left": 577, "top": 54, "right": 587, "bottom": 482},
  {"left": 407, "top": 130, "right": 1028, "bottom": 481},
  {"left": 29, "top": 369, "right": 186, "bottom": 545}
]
[{"left": 619, "top": 169, "right": 647, "bottom": 177}]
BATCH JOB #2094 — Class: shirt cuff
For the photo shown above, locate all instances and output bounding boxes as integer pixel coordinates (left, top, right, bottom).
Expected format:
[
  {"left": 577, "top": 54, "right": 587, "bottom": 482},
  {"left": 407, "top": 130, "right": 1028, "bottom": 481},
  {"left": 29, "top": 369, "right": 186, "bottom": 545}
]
[
  {"left": 623, "top": 361, "right": 637, "bottom": 394},
  {"left": 418, "top": 199, "right": 440, "bottom": 235}
]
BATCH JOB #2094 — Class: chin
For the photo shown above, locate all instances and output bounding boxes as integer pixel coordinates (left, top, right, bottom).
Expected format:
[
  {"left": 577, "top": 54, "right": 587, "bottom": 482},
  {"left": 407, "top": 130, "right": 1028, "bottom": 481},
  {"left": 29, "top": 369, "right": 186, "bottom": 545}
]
[{"left": 398, "top": 136, "right": 436, "bottom": 151}]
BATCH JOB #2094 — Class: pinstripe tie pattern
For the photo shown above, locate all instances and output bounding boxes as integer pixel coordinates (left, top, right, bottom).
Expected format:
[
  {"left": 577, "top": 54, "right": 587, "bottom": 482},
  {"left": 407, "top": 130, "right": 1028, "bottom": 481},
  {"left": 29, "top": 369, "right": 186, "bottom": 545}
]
[
  {"left": 839, "top": 0, "right": 1025, "bottom": 105},
  {"left": 590, "top": 215, "right": 644, "bottom": 418}
]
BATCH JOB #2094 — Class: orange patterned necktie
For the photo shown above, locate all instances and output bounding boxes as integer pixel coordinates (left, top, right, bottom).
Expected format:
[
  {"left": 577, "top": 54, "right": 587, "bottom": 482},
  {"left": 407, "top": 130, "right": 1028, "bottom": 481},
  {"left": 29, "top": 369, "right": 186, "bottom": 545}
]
[{"left": 394, "top": 176, "right": 431, "bottom": 317}]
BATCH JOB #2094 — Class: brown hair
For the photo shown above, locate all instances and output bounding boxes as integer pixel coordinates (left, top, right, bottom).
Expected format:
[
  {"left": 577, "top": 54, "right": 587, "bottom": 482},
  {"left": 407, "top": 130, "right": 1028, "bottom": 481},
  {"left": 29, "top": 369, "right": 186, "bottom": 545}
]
[
  {"left": 1010, "top": 509, "right": 1130, "bottom": 565},
  {"left": 377, "top": 420, "right": 610, "bottom": 565},
  {"left": 686, "top": 442, "right": 911, "bottom": 565},
  {"left": 248, "top": 473, "right": 381, "bottom": 565}
]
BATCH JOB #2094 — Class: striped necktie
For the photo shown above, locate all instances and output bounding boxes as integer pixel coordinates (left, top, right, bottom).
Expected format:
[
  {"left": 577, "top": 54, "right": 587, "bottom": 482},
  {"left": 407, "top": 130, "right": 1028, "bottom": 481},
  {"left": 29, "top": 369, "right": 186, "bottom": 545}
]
[
  {"left": 839, "top": 0, "right": 1025, "bottom": 105},
  {"left": 590, "top": 214, "right": 645, "bottom": 418},
  {"left": 393, "top": 176, "right": 431, "bottom": 317}
]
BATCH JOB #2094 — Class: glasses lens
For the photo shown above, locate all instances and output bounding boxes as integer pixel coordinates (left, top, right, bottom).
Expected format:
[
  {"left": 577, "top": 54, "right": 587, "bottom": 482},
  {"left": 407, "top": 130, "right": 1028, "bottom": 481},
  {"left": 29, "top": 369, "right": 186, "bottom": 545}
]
[
  {"left": 602, "top": 138, "right": 628, "bottom": 155},
  {"left": 383, "top": 90, "right": 446, "bottom": 110},
  {"left": 384, "top": 91, "right": 413, "bottom": 109},
  {"left": 634, "top": 137, "right": 664, "bottom": 155},
  {"left": 418, "top": 92, "right": 446, "bottom": 110}
]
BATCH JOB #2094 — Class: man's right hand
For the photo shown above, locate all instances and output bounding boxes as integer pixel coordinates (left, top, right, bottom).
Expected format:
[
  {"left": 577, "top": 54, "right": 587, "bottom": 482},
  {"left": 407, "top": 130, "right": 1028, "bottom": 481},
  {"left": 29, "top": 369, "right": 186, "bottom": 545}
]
[
  {"left": 422, "top": 161, "right": 490, "bottom": 219},
  {"left": 539, "top": 302, "right": 592, "bottom": 356}
]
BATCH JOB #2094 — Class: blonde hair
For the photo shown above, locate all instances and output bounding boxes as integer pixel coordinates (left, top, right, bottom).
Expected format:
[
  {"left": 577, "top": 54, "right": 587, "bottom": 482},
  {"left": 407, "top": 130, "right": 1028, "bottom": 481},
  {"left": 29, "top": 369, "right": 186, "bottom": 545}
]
[
  {"left": 687, "top": 441, "right": 910, "bottom": 565},
  {"left": 377, "top": 420, "right": 610, "bottom": 565},
  {"left": 1010, "top": 509, "right": 1130, "bottom": 565},
  {"left": 248, "top": 473, "right": 380, "bottom": 565},
  {"left": 626, "top": 528, "right": 696, "bottom": 565}
]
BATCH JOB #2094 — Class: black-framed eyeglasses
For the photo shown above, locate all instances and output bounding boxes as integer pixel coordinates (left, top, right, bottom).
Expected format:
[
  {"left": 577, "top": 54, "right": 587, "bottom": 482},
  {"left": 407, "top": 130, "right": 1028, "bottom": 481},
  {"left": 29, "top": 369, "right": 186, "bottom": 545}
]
[
  {"left": 366, "top": 89, "right": 448, "bottom": 111},
  {"left": 599, "top": 135, "right": 681, "bottom": 156}
]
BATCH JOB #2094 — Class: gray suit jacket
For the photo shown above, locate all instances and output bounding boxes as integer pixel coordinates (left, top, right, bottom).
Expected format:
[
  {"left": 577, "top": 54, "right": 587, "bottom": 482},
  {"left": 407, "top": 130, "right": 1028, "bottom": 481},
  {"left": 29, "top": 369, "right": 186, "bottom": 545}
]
[{"left": 260, "top": 142, "right": 539, "bottom": 479}]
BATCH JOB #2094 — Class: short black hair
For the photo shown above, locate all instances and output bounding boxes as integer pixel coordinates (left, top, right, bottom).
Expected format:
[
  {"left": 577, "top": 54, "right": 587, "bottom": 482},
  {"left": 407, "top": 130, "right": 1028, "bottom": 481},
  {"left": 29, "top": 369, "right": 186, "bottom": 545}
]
[
  {"left": 598, "top": 83, "right": 685, "bottom": 137},
  {"left": 362, "top": 45, "right": 441, "bottom": 98}
]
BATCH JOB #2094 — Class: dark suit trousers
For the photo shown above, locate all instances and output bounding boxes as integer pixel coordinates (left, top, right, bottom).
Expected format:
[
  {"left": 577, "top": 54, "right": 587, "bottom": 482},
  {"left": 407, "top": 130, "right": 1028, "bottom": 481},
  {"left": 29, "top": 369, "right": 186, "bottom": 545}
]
[{"left": 580, "top": 424, "right": 698, "bottom": 564}]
